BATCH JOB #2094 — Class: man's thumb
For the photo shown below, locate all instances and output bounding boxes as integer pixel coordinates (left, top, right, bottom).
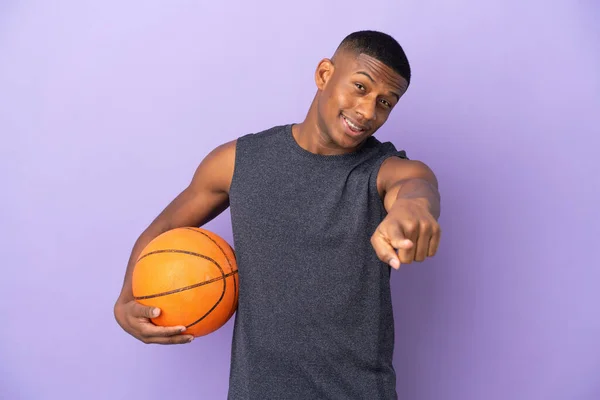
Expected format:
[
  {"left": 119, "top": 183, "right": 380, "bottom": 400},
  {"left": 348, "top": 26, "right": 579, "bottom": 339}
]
[{"left": 133, "top": 302, "right": 160, "bottom": 319}]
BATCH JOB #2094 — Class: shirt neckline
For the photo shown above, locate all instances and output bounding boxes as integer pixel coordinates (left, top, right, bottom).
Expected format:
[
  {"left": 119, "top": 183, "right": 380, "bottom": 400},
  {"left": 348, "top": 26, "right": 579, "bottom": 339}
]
[{"left": 284, "top": 123, "right": 376, "bottom": 163}]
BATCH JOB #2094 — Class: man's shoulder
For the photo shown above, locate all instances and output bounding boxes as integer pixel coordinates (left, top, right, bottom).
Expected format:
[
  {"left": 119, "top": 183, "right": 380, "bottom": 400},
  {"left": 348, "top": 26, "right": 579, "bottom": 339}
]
[
  {"left": 367, "top": 136, "right": 408, "bottom": 160},
  {"left": 237, "top": 124, "right": 290, "bottom": 143}
]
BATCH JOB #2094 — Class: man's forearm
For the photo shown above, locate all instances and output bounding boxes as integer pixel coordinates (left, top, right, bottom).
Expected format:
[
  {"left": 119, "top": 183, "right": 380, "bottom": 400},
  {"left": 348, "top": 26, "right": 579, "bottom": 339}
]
[{"left": 391, "top": 178, "right": 441, "bottom": 219}]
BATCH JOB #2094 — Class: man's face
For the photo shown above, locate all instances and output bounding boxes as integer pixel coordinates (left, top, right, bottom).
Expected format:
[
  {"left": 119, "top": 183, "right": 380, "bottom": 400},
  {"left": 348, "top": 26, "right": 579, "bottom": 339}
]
[{"left": 315, "top": 52, "right": 408, "bottom": 149}]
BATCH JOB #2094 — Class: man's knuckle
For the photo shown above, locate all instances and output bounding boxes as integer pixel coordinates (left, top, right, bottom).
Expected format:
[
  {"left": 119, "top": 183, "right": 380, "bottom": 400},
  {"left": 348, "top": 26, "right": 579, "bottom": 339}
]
[
  {"left": 139, "top": 327, "right": 153, "bottom": 338},
  {"left": 391, "top": 240, "right": 403, "bottom": 248},
  {"left": 420, "top": 221, "right": 432, "bottom": 233},
  {"left": 403, "top": 221, "right": 417, "bottom": 233},
  {"left": 126, "top": 316, "right": 139, "bottom": 329}
]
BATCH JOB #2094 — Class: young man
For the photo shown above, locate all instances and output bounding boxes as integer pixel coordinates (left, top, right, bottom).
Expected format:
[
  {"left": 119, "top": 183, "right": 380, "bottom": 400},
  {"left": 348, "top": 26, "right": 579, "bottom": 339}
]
[{"left": 114, "top": 30, "right": 441, "bottom": 399}]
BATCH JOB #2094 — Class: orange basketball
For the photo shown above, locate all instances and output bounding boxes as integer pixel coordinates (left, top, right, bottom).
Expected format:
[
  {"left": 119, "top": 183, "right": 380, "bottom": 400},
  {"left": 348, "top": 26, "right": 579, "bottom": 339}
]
[{"left": 131, "top": 227, "right": 238, "bottom": 337}]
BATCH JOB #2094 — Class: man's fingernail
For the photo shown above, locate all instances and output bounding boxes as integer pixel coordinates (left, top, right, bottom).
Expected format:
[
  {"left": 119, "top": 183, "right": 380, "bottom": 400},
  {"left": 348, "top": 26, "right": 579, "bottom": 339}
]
[
  {"left": 152, "top": 308, "right": 160, "bottom": 317},
  {"left": 390, "top": 259, "right": 400, "bottom": 269},
  {"left": 187, "top": 337, "right": 194, "bottom": 343},
  {"left": 180, "top": 327, "right": 187, "bottom": 333}
]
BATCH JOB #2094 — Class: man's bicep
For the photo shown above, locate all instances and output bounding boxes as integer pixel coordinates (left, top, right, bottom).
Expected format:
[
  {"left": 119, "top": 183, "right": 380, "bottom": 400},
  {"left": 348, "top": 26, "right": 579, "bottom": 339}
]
[
  {"left": 151, "top": 140, "right": 236, "bottom": 230},
  {"left": 189, "top": 139, "right": 237, "bottom": 195}
]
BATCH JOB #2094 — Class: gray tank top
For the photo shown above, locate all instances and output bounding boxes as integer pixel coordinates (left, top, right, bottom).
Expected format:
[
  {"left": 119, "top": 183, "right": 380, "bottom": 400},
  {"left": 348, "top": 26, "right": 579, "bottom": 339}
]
[{"left": 227, "top": 124, "right": 408, "bottom": 399}]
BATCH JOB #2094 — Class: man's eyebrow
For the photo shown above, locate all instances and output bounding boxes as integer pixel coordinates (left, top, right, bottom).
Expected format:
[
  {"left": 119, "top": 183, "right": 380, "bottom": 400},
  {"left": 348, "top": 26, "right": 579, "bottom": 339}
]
[
  {"left": 356, "top": 71, "right": 402, "bottom": 101},
  {"left": 356, "top": 71, "right": 374, "bottom": 82}
]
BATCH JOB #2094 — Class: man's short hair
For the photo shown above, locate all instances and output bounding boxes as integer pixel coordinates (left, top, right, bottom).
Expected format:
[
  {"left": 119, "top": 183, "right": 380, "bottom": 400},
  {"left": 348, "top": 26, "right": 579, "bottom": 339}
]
[{"left": 337, "top": 30, "right": 411, "bottom": 86}]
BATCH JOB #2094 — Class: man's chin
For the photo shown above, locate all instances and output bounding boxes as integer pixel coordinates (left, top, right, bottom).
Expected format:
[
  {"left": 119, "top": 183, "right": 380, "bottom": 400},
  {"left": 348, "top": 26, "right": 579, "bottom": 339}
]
[{"left": 333, "top": 130, "right": 367, "bottom": 151}]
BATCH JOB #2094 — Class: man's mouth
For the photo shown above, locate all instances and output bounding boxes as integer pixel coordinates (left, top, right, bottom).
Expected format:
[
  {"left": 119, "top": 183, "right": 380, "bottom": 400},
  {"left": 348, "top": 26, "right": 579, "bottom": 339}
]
[{"left": 341, "top": 114, "right": 368, "bottom": 135}]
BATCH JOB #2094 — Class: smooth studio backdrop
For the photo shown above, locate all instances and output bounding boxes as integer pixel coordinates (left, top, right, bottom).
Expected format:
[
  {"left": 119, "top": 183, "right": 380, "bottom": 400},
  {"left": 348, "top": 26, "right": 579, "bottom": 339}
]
[{"left": 1, "top": 1, "right": 599, "bottom": 399}]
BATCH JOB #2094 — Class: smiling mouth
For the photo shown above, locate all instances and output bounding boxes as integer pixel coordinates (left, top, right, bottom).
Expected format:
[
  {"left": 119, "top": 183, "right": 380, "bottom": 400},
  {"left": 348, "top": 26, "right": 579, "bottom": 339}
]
[{"left": 341, "top": 114, "right": 368, "bottom": 134}]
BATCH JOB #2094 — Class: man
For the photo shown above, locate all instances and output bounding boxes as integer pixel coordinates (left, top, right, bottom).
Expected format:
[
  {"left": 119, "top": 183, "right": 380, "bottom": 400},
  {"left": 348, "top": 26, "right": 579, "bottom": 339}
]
[{"left": 114, "top": 30, "right": 441, "bottom": 399}]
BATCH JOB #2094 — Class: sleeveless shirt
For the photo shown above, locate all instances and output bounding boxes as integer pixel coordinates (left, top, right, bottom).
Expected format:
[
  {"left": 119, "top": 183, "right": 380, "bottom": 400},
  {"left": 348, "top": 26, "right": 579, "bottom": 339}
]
[{"left": 227, "top": 124, "right": 408, "bottom": 399}]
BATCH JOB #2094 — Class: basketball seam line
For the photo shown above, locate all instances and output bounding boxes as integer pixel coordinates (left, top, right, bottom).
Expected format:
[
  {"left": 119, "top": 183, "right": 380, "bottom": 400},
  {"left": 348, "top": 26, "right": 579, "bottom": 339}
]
[
  {"left": 133, "top": 270, "right": 238, "bottom": 300},
  {"left": 183, "top": 227, "right": 239, "bottom": 320},
  {"left": 137, "top": 248, "right": 214, "bottom": 263}
]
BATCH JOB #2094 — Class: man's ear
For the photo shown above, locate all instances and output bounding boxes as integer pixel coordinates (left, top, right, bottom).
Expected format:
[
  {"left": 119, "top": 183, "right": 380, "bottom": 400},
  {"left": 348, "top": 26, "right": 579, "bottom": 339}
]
[{"left": 315, "top": 58, "right": 334, "bottom": 90}]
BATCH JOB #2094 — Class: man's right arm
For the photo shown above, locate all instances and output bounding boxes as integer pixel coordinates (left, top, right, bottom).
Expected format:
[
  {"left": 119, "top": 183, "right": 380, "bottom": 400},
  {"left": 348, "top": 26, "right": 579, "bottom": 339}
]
[{"left": 114, "top": 139, "right": 236, "bottom": 344}]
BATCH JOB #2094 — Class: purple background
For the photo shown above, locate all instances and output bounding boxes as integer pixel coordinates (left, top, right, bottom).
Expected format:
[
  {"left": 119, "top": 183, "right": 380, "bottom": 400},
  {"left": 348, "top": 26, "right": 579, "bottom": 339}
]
[{"left": 1, "top": 1, "right": 599, "bottom": 399}]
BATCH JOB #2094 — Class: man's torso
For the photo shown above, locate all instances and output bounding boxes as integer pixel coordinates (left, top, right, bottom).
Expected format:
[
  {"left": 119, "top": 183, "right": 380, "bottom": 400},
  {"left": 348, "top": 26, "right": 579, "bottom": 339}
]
[{"left": 226, "top": 124, "right": 406, "bottom": 399}]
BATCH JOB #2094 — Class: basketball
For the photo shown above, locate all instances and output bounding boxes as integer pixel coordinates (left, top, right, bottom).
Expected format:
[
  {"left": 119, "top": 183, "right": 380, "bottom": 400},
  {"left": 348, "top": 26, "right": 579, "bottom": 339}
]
[{"left": 131, "top": 227, "right": 238, "bottom": 337}]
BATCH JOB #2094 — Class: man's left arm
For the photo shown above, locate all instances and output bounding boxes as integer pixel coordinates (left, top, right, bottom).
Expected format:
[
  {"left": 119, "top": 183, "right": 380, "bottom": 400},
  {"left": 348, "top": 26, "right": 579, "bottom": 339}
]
[{"left": 371, "top": 157, "right": 442, "bottom": 270}]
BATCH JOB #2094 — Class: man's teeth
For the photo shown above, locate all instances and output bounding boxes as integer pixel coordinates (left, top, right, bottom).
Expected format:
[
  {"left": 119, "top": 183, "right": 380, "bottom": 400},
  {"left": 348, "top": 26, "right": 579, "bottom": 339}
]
[{"left": 344, "top": 116, "right": 363, "bottom": 131}]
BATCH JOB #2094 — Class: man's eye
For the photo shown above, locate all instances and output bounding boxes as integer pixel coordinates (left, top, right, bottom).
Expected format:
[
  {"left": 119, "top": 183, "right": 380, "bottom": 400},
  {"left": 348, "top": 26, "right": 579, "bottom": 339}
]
[{"left": 354, "top": 83, "right": 365, "bottom": 91}]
